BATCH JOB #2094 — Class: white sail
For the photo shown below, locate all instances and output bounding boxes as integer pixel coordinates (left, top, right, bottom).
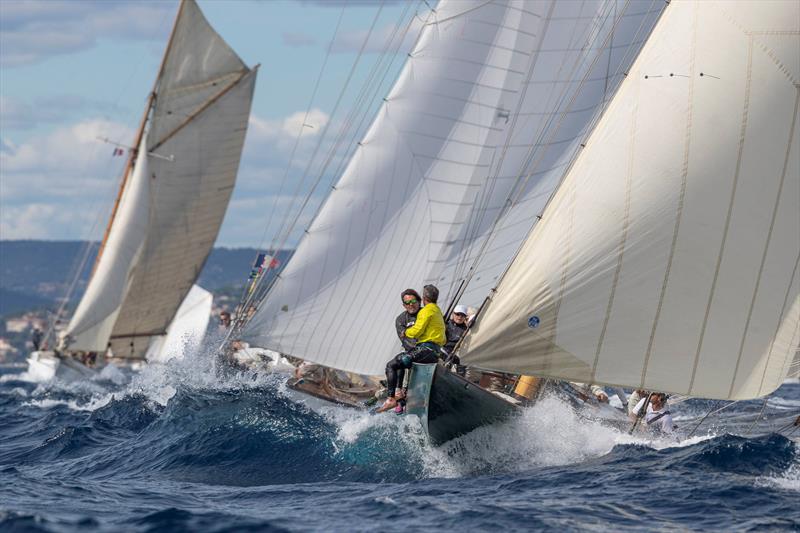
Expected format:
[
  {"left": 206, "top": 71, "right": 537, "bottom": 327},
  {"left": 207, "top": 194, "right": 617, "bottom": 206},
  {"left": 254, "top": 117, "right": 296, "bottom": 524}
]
[
  {"left": 145, "top": 284, "right": 213, "bottom": 363},
  {"left": 463, "top": 0, "right": 800, "bottom": 400},
  {"left": 64, "top": 136, "right": 151, "bottom": 351},
  {"left": 243, "top": 0, "right": 663, "bottom": 375},
  {"left": 427, "top": 0, "right": 664, "bottom": 310},
  {"left": 65, "top": 0, "right": 256, "bottom": 359}
]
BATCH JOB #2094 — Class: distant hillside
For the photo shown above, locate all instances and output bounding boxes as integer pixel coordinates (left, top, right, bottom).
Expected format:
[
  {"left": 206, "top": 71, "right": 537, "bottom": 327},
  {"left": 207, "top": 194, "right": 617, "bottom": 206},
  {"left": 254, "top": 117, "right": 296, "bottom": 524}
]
[
  {"left": 0, "top": 240, "right": 292, "bottom": 313},
  {"left": 0, "top": 287, "right": 53, "bottom": 316}
]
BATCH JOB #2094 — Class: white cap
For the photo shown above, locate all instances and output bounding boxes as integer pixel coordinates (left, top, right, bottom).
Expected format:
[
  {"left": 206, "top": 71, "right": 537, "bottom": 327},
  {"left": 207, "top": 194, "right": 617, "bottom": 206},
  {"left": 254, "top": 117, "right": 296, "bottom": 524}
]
[{"left": 453, "top": 304, "right": 468, "bottom": 315}]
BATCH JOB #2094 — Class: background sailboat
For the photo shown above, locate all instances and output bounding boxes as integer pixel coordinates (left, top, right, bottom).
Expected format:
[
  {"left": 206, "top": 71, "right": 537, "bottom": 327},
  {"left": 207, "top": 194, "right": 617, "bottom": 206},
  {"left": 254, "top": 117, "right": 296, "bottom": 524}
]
[{"left": 29, "top": 0, "right": 257, "bottom": 380}]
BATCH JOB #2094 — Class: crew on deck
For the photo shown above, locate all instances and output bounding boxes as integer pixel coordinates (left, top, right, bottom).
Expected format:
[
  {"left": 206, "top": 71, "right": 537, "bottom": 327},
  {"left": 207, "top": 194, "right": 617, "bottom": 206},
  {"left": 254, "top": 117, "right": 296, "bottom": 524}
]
[
  {"left": 632, "top": 392, "right": 674, "bottom": 434},
  {"left": 442, "top": 304, "right": 469, "bottom": 373},
  {"left": 377, "top": 284, "right": 445, "bottom": 413}
]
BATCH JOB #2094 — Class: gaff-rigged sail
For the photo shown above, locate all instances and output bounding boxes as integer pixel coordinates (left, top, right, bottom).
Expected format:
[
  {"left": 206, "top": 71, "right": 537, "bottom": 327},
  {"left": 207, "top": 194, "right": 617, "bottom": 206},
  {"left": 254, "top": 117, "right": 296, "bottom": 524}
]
[
  {"left": 462, "top": 0, "right": 800, "bottom": 400},
  {"left": 242, "top": 0, "right": 663, "bottom": 376},
  {"left": 64, "top": 0, "right": 256, "bottom": 358}
]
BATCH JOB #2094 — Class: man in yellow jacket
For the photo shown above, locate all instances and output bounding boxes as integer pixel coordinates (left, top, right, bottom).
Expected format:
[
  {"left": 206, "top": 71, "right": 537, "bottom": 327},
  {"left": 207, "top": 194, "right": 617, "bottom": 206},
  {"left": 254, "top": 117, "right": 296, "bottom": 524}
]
[{"left": 377, "top": 284, "right": 445, "bottom": 413}]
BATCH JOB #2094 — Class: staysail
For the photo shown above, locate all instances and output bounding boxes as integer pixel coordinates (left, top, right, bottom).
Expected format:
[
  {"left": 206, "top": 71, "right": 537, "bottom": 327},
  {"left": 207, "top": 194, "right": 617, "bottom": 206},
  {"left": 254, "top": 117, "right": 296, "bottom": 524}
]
[
  {"left": 242, "top": 0, "right": 664, "bottom": 375},
  {"left": 145, "top": 284, "right": 213, "bottom": 363},
  {"left": 462, "top": 0, "right": 800, "bottom": 400},
  {"left": 64, "top": 0, "right": 256, "bottom": 358}
]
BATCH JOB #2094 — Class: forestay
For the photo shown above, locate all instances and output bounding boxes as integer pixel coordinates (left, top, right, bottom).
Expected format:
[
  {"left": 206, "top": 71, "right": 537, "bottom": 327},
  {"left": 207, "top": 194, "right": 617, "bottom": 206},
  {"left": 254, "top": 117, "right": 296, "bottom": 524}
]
[
  {"left": 243, "top": 0, "right": 662, "bottom": 376},
  {"left": 462, "top": 0, "right": 800, "bottom": 400},
  {"left": 65, "top": 0, "right": 256, "bottom": 358}
]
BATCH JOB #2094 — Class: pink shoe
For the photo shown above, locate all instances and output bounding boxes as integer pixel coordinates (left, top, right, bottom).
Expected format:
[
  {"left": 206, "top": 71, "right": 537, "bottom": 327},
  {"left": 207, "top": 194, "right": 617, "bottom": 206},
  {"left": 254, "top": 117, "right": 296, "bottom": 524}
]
[
  {"left": 375, "top": 397, "right": 397, "bottom": 413},
  {"left": 394, "top": 404, "right": 404, "bottom": 415}
]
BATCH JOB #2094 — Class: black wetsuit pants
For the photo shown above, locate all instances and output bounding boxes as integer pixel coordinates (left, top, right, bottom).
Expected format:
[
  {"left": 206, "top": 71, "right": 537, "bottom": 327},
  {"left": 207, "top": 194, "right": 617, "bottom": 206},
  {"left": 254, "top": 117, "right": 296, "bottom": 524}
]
[{"left": 385, "top": 342, "right": 440, "bottom": 398}]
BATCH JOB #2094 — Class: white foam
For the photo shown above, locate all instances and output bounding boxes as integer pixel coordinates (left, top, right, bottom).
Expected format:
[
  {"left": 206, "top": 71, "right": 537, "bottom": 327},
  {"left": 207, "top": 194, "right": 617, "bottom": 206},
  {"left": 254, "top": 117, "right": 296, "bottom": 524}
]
[
  {"left": 297, "top": 392, "right": 720, "bottom": 479},
  {"left": 22, "top": 395, "right": 113, "bottom": 412},
  {"left": 757, "top": 456, "right": 800, "bottom": 492}
]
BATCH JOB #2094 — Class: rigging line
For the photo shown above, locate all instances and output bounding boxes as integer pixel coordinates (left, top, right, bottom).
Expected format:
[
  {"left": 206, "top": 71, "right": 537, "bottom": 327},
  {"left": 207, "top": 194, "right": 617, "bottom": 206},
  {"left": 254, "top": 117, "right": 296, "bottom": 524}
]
[
  {"left": 231, "top": 3, "right": 349, "bottom": 319},
  {"left": 686, "top": 400, "right": 721, "bottom": 438},
  {"left": 744, "top": 397, "right": 770, "bottom": 435},
  {"left": 449, "top": 0, "right": 610, "bottom": 285},
  {"left": 447, "top": 0, "right": 585, "bottom": 291},
  {"left": 264, "top": 0, "right": 386, "bottom": 265},
  {"left": 232, "top": 0, "right": 401, "bottom": 332},
  {"left": 295, "top": 7, "right": 418, "bottom": 330},
  {"left": 256, "top": 2, "right": 347, "bottom": 254},
  {"left": 449, "top": 0, "right": 629, "bottom": 304},
  {"left": 454, "top": 0, "right": 661, "bottom": 311},
  {"left": 277, "top": 1, "right": 420, "bottom": 349}
]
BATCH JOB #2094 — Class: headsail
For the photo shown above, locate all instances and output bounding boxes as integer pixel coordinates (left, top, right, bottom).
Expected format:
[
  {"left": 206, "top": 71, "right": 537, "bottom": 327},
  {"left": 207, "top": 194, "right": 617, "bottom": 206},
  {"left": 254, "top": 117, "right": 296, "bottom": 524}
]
[
  {"left": 462, "top": 0, "right": 800, "bottom": 400},
  {"left": 242, "top": 0, "right": 664, "bottom": 375},
  {"left": 64, "top": 0, "right": 257, "bottom": 358},
  {"left": 145, "top": 284, "right": 213, "bottom": 363},
  {"left": 65, "top": 136, "right": 151, "bottom": 351}
]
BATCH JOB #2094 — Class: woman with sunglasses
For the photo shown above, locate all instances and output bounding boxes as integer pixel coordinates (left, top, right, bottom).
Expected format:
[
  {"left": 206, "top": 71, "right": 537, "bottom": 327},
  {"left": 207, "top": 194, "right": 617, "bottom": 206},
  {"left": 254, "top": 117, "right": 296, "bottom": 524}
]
[{"left": 377, "top": 285, "right": 445, "bottom": 413}]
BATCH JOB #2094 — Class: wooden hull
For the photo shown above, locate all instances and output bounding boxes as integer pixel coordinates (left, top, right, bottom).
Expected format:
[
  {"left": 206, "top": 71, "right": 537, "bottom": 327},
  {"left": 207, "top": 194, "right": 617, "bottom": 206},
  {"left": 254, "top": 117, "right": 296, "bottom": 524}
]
[{"left": 405, "top": 363, "right": 519, "bottom": 445}]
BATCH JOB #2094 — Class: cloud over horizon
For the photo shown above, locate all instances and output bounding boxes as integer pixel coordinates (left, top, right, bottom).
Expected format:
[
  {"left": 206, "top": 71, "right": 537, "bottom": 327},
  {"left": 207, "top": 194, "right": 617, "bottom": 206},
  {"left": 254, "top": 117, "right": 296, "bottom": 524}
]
[{"left": 0, "top": 1, "right": 174, "bottom": 67}]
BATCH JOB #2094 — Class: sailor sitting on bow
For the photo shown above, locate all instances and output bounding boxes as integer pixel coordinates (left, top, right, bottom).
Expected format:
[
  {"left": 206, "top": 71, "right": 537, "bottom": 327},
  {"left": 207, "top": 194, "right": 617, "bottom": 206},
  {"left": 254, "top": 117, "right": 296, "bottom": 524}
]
[{"left": 377, "top": 284, "right": 446, "bottom": 413}]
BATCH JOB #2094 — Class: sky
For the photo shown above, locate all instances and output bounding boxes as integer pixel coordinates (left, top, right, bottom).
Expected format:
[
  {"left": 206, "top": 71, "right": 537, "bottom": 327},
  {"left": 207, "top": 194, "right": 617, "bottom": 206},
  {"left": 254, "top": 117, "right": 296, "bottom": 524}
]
[{"left": 0, "top": 0, "right": 423, "bottom": 248}]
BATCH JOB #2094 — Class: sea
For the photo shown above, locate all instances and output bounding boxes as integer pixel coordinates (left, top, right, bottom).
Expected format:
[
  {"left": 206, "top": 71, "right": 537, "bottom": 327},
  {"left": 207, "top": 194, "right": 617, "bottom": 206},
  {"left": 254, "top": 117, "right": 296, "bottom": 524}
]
[{"left": 1, "top": 346, "right": 798, "bottom": 532}]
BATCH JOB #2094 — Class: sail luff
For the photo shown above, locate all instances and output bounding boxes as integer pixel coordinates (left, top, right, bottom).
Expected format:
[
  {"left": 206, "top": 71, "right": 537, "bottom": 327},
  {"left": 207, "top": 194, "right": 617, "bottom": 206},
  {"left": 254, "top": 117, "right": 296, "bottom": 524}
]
[
  {"left": 461, "top": 0, "right": 800, "bottom": 400},
  {"left": 92, "top": 0, "right": 188, "bottom": 274}
]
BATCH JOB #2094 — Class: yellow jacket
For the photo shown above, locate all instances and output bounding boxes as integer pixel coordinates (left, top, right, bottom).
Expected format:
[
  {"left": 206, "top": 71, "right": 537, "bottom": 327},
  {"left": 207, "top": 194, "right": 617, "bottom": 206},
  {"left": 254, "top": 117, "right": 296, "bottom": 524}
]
[{"left": 405, "top": 302, "right": 446, "bottom": 346}]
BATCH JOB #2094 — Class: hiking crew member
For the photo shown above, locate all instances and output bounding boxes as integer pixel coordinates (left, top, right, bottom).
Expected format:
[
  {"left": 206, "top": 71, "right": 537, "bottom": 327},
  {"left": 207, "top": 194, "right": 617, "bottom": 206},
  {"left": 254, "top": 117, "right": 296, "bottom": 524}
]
[
  {"left": 632, "top": 392, "right": 674, "bottom": 433},
  {"left": 377, "top": 284, "right": 446, "bottom": 413}
]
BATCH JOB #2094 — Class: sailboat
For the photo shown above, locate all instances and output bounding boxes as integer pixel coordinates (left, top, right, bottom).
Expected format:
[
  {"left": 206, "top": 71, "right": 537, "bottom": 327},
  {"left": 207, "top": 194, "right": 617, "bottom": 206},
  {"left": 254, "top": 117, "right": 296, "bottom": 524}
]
[
  {"left": 27, "top": 0, "right": 257, "bottom": 381},
  {"left": 239, "top": 0, "right": 798, "bottom": 443}
]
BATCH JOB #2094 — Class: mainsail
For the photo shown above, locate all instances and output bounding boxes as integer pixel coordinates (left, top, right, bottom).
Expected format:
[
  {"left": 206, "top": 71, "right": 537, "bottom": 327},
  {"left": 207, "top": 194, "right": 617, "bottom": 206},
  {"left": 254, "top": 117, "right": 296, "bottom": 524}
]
[
  {"left": 462, "top": 0, "right": 800, "bottom": 400},
  {"left": 243, "top": 0, "right": 664, "bottom": 375},
  {"left": 64, "top": 0, "right": 257, "bottom": 359}
]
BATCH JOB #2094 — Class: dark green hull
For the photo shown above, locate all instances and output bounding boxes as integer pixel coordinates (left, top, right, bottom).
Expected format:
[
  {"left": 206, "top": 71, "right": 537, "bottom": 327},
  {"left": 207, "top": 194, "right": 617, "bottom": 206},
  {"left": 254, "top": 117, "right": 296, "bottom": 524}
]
[{"left": 405, "top": 363, "right": 519, "bottom": 445}]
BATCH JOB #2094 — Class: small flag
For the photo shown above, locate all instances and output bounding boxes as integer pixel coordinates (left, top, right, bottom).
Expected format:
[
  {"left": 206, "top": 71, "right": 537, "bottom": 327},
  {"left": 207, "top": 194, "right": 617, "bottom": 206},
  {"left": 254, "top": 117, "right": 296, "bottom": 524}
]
[
  {"left": 253, "top": 253, "right": 266, "bottom": 269},
  {"left": 269, "top": 257, "right": 280, "bottom": 269},
  {"left": 112, "top": 147, "right": 125, "bottom": 156}
]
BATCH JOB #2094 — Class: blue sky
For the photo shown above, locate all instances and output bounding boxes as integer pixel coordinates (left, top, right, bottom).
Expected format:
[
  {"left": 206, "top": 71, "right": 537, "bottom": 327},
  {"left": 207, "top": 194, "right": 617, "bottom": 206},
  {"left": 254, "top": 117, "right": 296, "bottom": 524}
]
[{"left": 0, "top": 0, "right": 421, "bottom": 247}]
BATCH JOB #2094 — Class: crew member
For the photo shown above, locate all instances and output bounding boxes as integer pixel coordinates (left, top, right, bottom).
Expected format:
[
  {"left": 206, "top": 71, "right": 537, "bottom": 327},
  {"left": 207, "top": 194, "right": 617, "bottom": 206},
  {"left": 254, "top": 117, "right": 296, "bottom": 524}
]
[{"left": 377, "top": 284, "right": 446, "bottom": 413}]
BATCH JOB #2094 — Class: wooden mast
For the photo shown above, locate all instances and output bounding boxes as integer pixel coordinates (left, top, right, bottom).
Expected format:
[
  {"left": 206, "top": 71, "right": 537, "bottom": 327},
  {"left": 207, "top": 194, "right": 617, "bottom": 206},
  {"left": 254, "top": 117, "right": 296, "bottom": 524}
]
[{"left": 90, "top": 0, "right": 189, "bottom": 275}]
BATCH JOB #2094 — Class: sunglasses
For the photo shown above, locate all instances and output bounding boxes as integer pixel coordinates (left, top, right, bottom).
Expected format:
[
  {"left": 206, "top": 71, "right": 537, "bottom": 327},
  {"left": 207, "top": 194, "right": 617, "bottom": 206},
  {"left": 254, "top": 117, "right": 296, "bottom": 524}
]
[{"left": 402, "top": 299, "right": 419, "bottom": 305}]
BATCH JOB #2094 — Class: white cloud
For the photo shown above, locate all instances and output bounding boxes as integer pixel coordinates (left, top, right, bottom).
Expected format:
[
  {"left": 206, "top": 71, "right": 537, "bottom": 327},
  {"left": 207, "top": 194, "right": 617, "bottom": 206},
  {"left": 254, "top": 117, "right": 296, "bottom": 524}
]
[
  {"left": 0, "top": 94, "right": 125, "bottom": 130},
  {"left": 0, "top": 108, "right": 348, "bottom": 247},
  {"left": 0, "top": 1, "right": 174, "bottom": 67},
  {"left": 0, "top": 203, "right": 98, "bottom": 240}
]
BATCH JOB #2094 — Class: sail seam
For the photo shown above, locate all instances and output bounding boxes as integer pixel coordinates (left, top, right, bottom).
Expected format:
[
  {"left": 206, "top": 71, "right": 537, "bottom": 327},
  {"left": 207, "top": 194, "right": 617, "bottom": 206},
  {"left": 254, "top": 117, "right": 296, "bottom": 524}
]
[
  {"left": 729, "top": 90, "right": 799, "bottom": 397},
  {"left": 688, "top": 34, "right": 754, "bottom": 396},
  {"left": 758, "top": 251, "right": 800, "bottom": 396},
  {"left": 641, "top": 0, "right": 696, "bottom": 389},
  {"left": 591, "top": 94, "right": 637, "bottom": 383}
]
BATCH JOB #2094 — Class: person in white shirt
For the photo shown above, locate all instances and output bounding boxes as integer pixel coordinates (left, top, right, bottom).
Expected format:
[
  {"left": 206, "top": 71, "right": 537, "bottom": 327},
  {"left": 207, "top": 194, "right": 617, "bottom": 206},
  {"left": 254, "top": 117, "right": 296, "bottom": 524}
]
[{"left": 632, "top": 392, "right": 674, "bottom": 433}]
